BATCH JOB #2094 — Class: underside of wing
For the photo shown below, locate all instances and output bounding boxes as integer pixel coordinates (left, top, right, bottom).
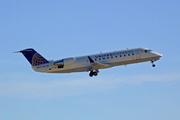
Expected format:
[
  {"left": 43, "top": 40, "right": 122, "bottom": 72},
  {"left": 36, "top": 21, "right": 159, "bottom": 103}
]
[{"left": 88, "top": 56, "right": 112, "bottom": 70}]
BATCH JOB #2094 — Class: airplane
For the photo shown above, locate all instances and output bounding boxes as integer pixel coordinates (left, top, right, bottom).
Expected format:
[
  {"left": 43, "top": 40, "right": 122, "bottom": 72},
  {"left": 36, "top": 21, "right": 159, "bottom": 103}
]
[{"left": 15, "top": 48, "right": 162, "bottom": 77}]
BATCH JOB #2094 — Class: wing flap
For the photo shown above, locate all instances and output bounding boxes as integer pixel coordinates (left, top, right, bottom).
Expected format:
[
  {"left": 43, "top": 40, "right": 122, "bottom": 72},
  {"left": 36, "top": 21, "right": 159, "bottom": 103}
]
[
  {"left": 88, "top": 56, "right": 112, "bottom": 70},
  {"left": 91, "top": 62, "right": 112, "bottom": 67}
]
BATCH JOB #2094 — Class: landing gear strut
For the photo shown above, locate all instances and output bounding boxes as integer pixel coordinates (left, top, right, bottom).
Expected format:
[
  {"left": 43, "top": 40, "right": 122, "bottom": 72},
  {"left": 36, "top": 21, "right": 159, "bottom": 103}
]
[
  {"left": 151, "top": 60, "right": 156, "bottom": 67},
  {"left": 89, "top": 70, "right": 99, "bottom": 77}
]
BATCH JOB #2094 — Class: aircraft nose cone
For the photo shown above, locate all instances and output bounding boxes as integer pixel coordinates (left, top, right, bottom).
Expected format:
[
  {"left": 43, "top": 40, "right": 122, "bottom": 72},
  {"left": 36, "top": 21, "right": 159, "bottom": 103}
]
[
  {"left": 155, "top": 53, "right": 162, "bottom": 58},
  {"left": 158, "top": 54, "right": 163, "bottom": 57},
  {"left": 151, "top": 51, "right": 162, "bottom": 57}
]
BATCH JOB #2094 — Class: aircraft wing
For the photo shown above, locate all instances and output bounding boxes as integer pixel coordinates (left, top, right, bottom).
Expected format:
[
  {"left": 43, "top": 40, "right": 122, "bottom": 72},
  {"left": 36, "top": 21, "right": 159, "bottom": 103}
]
[{"left": 88, "top": 56, "right": 112, "bottom": 70}]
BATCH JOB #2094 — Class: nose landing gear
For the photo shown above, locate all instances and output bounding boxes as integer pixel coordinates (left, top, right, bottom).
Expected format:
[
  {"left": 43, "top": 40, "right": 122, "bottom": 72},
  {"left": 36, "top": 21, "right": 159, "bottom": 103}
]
[
  {"left": 151, "top": 60, "right": 156, "bottom": 67},
  {"left": 89, "top": 70, "right": 99, "bottom": 77}
]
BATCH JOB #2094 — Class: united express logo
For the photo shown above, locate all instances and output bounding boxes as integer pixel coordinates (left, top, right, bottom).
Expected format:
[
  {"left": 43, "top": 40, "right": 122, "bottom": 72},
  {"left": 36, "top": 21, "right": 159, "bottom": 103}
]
[{"left": 32, "top": 53, "right": 49, "bottom": 66}]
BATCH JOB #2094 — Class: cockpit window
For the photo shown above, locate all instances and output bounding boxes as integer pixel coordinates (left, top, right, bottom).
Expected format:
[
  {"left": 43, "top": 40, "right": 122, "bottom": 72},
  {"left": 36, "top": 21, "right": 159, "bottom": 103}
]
[{"left": 145, "top": 49, "right": 152, "bottom": 53}]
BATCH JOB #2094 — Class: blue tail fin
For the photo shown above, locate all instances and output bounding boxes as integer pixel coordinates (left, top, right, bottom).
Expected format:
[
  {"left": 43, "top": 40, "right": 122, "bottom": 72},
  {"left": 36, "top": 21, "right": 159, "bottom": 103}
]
[{"left": 18, "top": 48, "right": 49, "bottom": 66}]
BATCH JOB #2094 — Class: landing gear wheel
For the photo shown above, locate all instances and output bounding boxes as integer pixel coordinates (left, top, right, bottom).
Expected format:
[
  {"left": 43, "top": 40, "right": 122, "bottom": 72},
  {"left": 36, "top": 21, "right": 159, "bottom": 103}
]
[
  {"left": 93, "top": 72, "right": 98, "bottom": 76},
  {"left": 89, "top": 70, "right": 99, "bottom": 77},
  {"left": 89, "top": 71, "right": 94, "bottom": 77},
  {"left": 151, "top": 60, "right": 156, "bottom": 67}
]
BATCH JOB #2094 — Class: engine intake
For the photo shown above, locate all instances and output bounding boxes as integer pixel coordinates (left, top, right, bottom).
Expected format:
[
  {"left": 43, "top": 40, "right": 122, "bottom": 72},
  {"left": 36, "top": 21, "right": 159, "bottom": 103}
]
[
  {"left": 63, "top": 58, "right": 76, "bottom": 66},
  {"left": 54, "top": 58, "right": 76, "bottom": 68}
]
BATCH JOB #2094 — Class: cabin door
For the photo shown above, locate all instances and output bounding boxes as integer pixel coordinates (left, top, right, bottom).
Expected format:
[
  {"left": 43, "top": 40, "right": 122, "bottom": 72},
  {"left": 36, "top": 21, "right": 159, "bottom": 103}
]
[{"left": 136, "top": 51, "right": 141, "bottom": 59}]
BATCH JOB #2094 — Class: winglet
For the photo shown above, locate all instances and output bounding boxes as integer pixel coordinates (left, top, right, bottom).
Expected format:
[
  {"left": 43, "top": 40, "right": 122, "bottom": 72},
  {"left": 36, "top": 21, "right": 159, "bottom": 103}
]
[{"left": 88, "top": 56, "right": 94, "bottom": 63}]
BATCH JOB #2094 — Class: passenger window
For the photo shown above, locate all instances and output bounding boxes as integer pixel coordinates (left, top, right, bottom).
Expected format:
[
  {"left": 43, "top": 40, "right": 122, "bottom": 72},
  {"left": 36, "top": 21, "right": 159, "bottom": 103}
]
[
  {"left": 111, "top": 56, "right": 113, "bottom": 58},
  {"left": 95, "top": 59, "right": 97, "bottom": 61},
  {"left": 120, "top": 55, "right": 121, "bottom": 57},
  {"left": 132, "top": 53, "right": 134, "bottom": 55},
  {"left": 124, "top": 54, "right": 126, "bottom": 57},
  {"left": 99, "top": 58, "right": 101, "bottom": 60},
  {"left": 107, "top": 57, "right": 109, "bottom": 59},
  {"left": 128, "top": 54, "right": 130, "bottom": 56},
  {"left": 115, "top": 56, "right": 117, "bottom": 58},
  {"left": 103, "top": 58, "right": 105, "bottom": 60}
]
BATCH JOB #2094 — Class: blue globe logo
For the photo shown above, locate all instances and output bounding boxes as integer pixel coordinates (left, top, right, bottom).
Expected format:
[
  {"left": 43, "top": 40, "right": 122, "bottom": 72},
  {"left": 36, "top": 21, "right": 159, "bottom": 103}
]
[{"left": 32, "top": 53, "right": 48, "bottom": 66}]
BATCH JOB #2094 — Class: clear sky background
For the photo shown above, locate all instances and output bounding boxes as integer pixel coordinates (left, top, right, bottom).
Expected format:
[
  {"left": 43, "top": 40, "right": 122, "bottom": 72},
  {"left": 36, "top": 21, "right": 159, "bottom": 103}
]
[{"left": 0, "top": 0, "right": 180, "bottom": 120}]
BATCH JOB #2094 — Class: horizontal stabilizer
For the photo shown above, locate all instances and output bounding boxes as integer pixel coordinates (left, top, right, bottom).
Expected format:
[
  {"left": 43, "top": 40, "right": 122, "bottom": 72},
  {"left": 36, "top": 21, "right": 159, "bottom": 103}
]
[{"left": 14, "top": 51, "right": 21, "bottom": 53}]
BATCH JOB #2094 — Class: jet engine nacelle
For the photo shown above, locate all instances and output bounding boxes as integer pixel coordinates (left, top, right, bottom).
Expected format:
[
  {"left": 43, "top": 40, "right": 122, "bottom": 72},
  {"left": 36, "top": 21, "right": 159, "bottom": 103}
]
[
  {"left": 63, "top": 58, "right": 76, "bottom": 67},
  {"left": 54, "top": 57, "right": 76, "bottom": 68}
]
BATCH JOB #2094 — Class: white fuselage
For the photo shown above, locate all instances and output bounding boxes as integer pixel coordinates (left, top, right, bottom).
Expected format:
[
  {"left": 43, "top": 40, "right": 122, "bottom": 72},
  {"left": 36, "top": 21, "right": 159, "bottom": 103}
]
[{"left": 32, "top": 48, "right": 162, "bottom": 73}]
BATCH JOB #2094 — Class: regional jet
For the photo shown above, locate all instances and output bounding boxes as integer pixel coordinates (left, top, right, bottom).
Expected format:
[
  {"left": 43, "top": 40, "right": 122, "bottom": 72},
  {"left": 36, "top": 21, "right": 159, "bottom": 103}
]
[{"left": 15, "top": 48, "right": 162, "bottom": 77}]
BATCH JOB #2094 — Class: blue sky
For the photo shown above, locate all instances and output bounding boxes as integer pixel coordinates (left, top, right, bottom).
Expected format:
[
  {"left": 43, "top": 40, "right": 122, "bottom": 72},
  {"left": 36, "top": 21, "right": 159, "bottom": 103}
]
[{"left": 0, "top": 0, "right": 180, "bottom": 120}]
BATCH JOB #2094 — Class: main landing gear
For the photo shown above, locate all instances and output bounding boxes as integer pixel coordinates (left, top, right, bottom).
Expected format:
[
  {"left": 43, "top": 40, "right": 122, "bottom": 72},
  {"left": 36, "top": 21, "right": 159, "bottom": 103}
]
[
  {"left": 89, "top": 70, "right": 99, "bottom": 77},
  {"left": 151, "top": 60, "right": 156, "bottom": 67}
]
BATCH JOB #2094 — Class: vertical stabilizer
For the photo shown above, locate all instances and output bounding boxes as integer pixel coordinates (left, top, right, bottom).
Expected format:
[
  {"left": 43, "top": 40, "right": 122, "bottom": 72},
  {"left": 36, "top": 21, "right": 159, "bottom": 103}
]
[{"left": 17, "top": 48, "right": 49, "bottom": 66}]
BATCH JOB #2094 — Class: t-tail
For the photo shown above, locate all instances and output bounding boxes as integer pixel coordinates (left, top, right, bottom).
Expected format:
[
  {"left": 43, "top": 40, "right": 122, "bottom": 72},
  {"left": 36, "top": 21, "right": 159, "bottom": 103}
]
[{"left": 15, "top": 48, "right": 49, "bottom": 66}]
